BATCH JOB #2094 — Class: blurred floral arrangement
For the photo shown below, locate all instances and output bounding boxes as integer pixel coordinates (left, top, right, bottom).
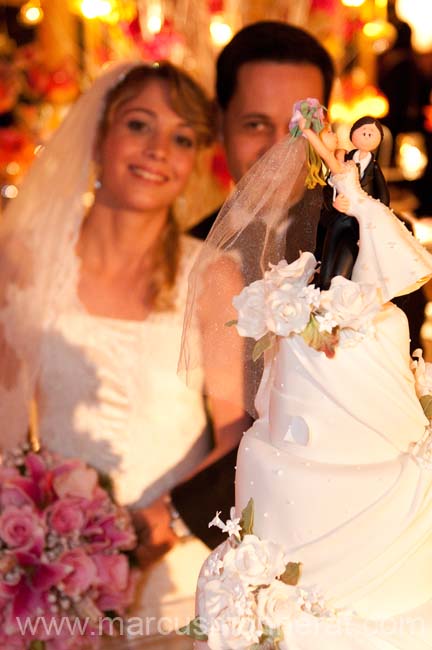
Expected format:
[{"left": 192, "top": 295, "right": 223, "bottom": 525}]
[
  {"left": 0, "top": 38, "right": 79, "bottom": 195},
  {"left": 0, "top": 443, "right": 137, "bottom": 650}
]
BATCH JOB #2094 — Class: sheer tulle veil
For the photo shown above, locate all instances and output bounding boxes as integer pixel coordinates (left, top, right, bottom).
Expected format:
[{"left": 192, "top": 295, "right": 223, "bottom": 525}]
[
  {"left": 0, "top": 62, "right": 139, "bottom": 451},
  {"left": 179, "top": 135, "right": 323, "bottom": 416}
]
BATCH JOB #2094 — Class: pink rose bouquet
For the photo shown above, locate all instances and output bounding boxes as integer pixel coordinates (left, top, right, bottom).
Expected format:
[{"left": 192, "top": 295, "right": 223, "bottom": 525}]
[{"left": 0, "top": 444, "right": 137, "bottom": 649}]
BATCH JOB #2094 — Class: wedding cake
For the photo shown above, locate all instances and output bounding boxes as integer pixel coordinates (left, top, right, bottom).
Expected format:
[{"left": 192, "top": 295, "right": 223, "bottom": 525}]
[{"left": 187, "top": 253, "right": 432, "bottom": 650}]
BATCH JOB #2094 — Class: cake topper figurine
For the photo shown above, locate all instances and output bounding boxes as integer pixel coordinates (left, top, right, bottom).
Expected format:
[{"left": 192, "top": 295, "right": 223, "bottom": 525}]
[
  {"left": 318, "top": 116, "right": 390, "bottom": 289},
  {"left": 299, "top": 110, "right": 432, "bottom": 302}
]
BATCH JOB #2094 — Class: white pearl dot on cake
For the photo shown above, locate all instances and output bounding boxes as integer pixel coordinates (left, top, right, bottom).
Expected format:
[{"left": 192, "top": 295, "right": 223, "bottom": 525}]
[
  {"left": 245, "top": 447, "right": 249, "bottom": 452},
  {"left": 250, "top": 481, "right": 254, "bottom": 486},
  {"left": 276, "top": 469, "right": 284, "bottom": 476},
  {"left": 263, "top": 512, "right": 269, "bottom": 518},
  {"left": 305, "top": 461, "right": 311, "bottom": 467},
  {"left": 276, "top": 451, "right": 281, "bottom": 457}
]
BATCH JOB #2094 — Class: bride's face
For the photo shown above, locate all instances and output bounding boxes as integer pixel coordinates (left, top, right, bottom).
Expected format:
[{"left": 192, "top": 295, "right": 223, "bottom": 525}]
[{"left": 97, "top": 79, "right": 198, "bottom": 217}]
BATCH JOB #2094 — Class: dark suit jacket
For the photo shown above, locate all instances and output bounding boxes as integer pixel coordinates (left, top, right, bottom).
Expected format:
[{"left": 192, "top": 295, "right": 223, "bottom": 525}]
[
  {"left": 345, "top": 149, "right": 390, "bottom": 206},
  {"left": 189, "top": 208, "right": 219, "bottom": 241}
]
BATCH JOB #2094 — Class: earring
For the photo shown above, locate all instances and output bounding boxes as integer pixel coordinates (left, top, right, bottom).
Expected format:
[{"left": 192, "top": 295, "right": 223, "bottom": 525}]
[{"left": 94, "top": 179, "right": 102, "bottom": 190}]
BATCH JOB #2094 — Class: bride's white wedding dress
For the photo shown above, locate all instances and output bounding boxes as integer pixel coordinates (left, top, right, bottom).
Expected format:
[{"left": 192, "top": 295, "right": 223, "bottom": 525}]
[{"left": 36, "top": 235, "right": 211, "bottom": 631}]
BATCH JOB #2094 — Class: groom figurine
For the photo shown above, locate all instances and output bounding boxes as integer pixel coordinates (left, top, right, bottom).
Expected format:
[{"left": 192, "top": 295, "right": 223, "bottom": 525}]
[{"left": 346, "top": 116, "right": 389, "bottom": 206}]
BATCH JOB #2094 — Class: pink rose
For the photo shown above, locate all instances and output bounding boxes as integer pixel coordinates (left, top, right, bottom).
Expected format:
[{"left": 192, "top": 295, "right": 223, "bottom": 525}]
[
  {"left": 93, "top": 554, "right": 135, "bottom": 613},
  {"left": 59, "top": 549, "right": 97, "bottom": 597},
  {"left": 94, "top": 512, "right": 136, "bottom": 550},
  {"left": 93, "top": 553, "right": 129, "bottom": 591},
  {"left": 0, "top": 505, "right": 44, "bottom": 551},
  {"left": 47, "top": 498, "right": 86, "bottom": 535},
  {"left": 53, "top": 463, "right": 98, "bottom": 500},
  {"left": 0, "top": 485, "right": 34, "bottom": 509}
]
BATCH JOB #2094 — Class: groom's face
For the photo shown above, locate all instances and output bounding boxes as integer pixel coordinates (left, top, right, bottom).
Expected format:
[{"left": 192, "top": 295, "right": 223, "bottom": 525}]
[{"left": 221, "top": 61, "right": 325, "bottom": 183}]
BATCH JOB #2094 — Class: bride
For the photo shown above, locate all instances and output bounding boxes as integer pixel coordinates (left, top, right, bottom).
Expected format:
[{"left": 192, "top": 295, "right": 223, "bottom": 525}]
[{"left": 0, "top": 62, "right": 247, "bottom": 629}]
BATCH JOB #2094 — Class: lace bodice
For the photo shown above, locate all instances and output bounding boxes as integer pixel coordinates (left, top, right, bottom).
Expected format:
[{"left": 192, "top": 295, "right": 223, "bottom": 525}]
[{"left": 36, "top": 235, "right": 210, "bottom": 508}]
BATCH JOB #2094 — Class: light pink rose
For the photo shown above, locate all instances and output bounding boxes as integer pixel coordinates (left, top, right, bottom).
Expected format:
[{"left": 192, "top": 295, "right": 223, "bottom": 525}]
[
  {"left": 93, "top": 553, "right": 129, "bottom": 591},
  {"left": 0, "top": 505, "right": 44, "bottom": 551},
  {"left": 0, "top": 485, "right": 34, "bottom": 509},
  {"left": 59, "top": 549, "right": 98, "bottom": 597},
  {"left": 53, "top": 464, "right": 98, "bottom": 500},
  {"left": 93, "top": 554, "right": 135, "bottom": 613},
  {"left": 47, "top": 498, "right": 86, "bottom": 535}
]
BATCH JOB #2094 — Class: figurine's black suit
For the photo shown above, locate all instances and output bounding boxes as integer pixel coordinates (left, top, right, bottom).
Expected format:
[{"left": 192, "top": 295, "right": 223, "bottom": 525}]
[{"left": 318, "top": 150, "right": 390, "bottom": 290}]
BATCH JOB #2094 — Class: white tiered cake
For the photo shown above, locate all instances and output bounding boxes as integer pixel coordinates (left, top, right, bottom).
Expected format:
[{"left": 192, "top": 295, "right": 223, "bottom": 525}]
[{"left": 191, "top": 253, "right": 432, "bottom": 650}]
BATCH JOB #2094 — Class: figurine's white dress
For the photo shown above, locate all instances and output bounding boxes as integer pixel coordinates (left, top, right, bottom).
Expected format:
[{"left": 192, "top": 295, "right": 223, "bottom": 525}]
[
  {"left": 332, "top": 161, "right": 432, "bottom": 300},
  {"left": 36, "top": 235, "right": 211, "bottom": 630}
]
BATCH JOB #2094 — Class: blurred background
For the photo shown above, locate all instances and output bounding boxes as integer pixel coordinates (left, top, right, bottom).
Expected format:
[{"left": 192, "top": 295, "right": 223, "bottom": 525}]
[{"left": 1, "top": 0, "right": 432, "bottom": 345}]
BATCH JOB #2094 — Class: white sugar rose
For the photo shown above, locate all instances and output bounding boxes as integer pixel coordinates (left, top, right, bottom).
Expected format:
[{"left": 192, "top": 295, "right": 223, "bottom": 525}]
[
  {"left": 256, "top": 580, "right": 298, "bottom": 629},
  {"left": 411, "top": 348, "right": 432, "bottom": 398},
  {"left": 265, "top": 253, "right": 317, "bottom": 289},
  {"left": 233, "top": 280, "right": 268, "bottom": 340},
  {"left": 198, "top": 576, "right": 261, "bottom": 650},
  {"left": 222, "top": 534, "right": 287, "bottom": 586},
  {"left": 266, "top": 287, "right": 312, "bottom": 337},
  {"left": 199, "top": 575, "right": 254, "bottom": 621},
  {"left": 319, "top": 277, "right": 380, "bottom": 330},
  {"left": 207, "top": 614, "right": 262, "bottom": 650}
]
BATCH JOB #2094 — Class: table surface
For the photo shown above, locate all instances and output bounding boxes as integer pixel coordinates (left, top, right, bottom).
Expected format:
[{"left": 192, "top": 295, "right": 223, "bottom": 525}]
[{"left": 100, "top": 633, "right": 195, "bottom": 649}]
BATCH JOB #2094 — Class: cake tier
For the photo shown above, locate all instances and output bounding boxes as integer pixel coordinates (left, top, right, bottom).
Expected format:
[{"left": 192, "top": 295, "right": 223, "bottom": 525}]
[
  {"left": 236, "top": 426, "right": 432, "bottom": 619},
  {"left": 255, "top": 303, "right": 427, "bottom": 464}
]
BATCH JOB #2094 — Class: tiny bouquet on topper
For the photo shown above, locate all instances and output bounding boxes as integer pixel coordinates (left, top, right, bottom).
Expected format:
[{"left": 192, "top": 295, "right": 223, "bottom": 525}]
[
  {"left": 289, "top": 98, "right": 327, "bottom": 189},
  {"left": 0, "top": 444, "right": 138, "bottom": 650}
]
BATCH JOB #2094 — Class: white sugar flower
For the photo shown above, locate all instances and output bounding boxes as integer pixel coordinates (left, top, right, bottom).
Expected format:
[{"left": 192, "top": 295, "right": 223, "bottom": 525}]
[
  {"left": 233, "top": 280, "right": 268, "bottom": 340},
  {"left": 207, "top": 613, "right": 262, "bottom": 650},
  {"left": 265, "top": 252, "right": 317, "bottom": 289},
  {"left": 315, "top": 311, "right": 338, "bottom": 333},
  {"left": 256, "top": 580, "right": 298, "bottom": 629},
  {"left": 221, "top": 507, "right": 242, "bottom": 539},
  {"left": 198, "top": 575, "right": 261, "bottom": 650},
  {"left": 411, "top": 348, "right": 432, "bottom": 398},
  {"left": 319, "top": 277, "right": 380, "bottom": 330},
  {"left": 209, "top": 511, "right": 224, "bottom": 531},
  {"left": 202, "top": 551, "right": 225, "bottom": 578},
  {"left": 266, "top": 287, "right": 311, "bottom": 336},
  {"left": 299, "top": 284, "right": 321, "bottom": 309},
  {"left": 222, "top": 534, "right": 287, "bottom": 586}
]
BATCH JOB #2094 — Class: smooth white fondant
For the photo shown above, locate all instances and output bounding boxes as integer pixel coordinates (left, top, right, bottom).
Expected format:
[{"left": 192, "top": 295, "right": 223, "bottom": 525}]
[
  {"left": 261, "top": 303, "right": 428, "bottom": 464},
  {"left": 197, "top": 302, "right": 432, "bottom": 649}
]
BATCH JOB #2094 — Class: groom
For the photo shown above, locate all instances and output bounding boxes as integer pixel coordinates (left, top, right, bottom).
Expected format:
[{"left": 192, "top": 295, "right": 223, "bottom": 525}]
[{"left": 133, "top": 21, "right": 335, "bottom": 564}]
